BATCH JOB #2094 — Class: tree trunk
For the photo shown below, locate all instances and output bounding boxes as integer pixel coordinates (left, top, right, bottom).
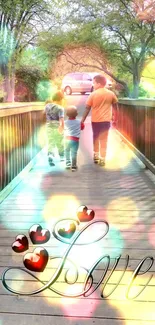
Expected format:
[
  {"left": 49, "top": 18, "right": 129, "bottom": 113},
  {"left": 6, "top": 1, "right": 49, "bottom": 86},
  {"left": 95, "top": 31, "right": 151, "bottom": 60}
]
[
  {"left": 132, "top": 64, "right": 140, "bottom": 98},
  {"left": 0, "top": 63, "right": 15, "bottom": 102},
  {"left": 132, "top": 80, "right": 140, "bottom": 98},
  {"left": 7, "top": 74, "right": 15, "bottom": 102},
  {"left": 122, "top": 83, "right": 130, "bottom": 97}
]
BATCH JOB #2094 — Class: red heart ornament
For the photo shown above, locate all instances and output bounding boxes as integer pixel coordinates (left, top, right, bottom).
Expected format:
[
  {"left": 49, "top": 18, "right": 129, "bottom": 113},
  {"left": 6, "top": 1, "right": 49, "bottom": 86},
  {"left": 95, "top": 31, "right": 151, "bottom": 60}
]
[
  {"left": 58, "top": 223, "right": 76, "bottom": 239},
  {"left": 77, "top": 205, "right": 88, "bottom": 221},
  {"left": 29, "top": 224, "right": 50, "bottom": 244},
  {"left": 23, "top": 247, "right": 48, "bottom": 272},
  {"left": 77, "top": 206, "right": 95, "bottom": 222},
  {"left": 85, "top": 209, "right": 95, "bottom": 221},
  {"left": 12, "top": 234, "right": 28, "bottom": 253}
]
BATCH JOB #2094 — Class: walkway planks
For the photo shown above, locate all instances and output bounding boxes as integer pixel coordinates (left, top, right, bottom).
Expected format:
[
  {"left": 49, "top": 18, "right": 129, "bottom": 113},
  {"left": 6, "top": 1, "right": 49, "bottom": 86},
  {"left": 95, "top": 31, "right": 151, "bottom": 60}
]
[{"left": 0, "top": 124, "right": 155, "bottom": 325}]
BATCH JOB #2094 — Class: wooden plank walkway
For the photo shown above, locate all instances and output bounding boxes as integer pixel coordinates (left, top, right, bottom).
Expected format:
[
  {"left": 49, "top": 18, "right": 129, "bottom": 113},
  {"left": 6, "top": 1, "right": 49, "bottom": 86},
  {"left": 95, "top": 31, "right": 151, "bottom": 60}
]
[{"left": 1, "top": 122, "right": 155, "bottom": 325}]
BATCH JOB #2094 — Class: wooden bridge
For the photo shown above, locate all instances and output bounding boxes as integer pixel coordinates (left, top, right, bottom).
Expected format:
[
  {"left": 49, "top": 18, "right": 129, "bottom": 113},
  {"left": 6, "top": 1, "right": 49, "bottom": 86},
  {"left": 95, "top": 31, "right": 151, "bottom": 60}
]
[{"left": 0, "top": 99, "right": 155, "bottom": 325}]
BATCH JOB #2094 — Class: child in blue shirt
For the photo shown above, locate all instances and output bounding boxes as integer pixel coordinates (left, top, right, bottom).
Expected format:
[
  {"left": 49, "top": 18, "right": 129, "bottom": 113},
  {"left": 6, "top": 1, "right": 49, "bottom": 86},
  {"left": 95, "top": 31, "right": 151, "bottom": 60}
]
[{"left": 64, "top": 106, "right": 84, "bottom": 171}]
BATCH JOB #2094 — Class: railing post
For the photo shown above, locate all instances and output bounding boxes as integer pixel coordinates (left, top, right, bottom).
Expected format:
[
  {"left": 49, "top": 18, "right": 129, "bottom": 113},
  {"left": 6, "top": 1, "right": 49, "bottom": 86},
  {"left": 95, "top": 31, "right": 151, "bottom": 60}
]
[{"left": 144, "top": 106, "right": 150, "bottom": 159}]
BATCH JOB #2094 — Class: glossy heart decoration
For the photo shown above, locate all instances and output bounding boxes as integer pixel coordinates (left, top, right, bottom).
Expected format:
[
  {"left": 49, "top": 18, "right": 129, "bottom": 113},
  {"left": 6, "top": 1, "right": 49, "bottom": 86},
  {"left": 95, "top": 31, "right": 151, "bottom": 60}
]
[
  {"left": 29, "top": 224, "right": 50, "bottom": 244},
  {"left": 23, "top": 247, "right": 48, "bottom": 272},
  {"left": 86, "top": 209, "right": 95, "bottom": 221},
  {"left": 12, "top": 234, "right": 28, "bottom": 253},
  {"left": 77, "top": 205, "right": 95, "bottom": 222},
  {"left": 76, "top": 205, "right": 88, "bottom": 221},
  {"left": 58, "top": 223, "right": 76, "bottom": 239}
]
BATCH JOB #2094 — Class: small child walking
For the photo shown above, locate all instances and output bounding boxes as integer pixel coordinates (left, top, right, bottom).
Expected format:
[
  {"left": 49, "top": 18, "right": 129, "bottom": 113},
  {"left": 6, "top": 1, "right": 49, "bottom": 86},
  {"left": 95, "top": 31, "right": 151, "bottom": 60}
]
[
  {"left": 64, "top": 106, "right": 84, "bottom": 171},
  {"left": 44, "top": 90, "right": 65, "bottom": 166}
]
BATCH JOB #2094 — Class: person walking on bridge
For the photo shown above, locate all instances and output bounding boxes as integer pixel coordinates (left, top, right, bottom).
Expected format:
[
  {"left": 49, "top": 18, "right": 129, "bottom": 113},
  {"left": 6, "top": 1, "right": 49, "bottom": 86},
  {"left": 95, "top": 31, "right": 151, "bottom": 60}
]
[
  {"left": 44, "top": 90, "right": 65, "bottom": 166},
  {"left": 81, "top": 74, "right": 118, "bottom": 166}
]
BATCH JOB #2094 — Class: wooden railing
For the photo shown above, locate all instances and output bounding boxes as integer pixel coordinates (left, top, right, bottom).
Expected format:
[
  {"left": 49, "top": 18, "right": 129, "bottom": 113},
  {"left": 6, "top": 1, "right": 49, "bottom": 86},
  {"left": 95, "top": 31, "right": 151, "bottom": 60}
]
[
  {"left": 1, "top": 99, "right": 155, "bottom": 193},
  {"left": 0, "top": 103, "right": 45, "bottom": 192},
  {"left": 117, "top": 99, "right": 155, "bottom": 170}
]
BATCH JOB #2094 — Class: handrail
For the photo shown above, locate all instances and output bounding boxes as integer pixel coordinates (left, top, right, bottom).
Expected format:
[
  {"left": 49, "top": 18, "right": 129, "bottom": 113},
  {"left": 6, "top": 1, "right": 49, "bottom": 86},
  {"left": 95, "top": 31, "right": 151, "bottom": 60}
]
[
  {"left": 0, "top": 102, "right": 44, "bottom": 117},
  {"left": 119, "top": 98, "right": 155, "bottom": 107},
  {"left": 117, "top": 99, "right": 155, "bottom": 171},
  {"left": 0, "top": 103, "right": 45, "bottom": 192}
]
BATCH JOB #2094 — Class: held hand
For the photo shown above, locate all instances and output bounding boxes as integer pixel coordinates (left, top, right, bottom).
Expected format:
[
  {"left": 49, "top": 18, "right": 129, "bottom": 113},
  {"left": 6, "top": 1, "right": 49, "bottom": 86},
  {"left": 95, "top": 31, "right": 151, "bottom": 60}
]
[
  {"left": 111, "top": 120, "right": 118, "bottom": 128},
  {"left": 58, "top": 126, "right": 63, "bottom": 134}
]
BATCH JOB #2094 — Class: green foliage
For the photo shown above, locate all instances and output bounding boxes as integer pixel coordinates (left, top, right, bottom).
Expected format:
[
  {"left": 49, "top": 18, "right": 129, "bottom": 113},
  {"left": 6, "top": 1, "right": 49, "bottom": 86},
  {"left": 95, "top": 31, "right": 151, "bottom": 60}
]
[
  {"left": 129, "top": 84, "right": 151, "bottom": 98},
  {"left": 43, "top": 0, "right": 155, "bottom": 98},
  {"left": 15, "top": 66, "right": 46, "bottom": 101},
  {"left": 18, "top": 47, "right": 49, "bottom": 72},
  {"left": 36, "top": 80, "right": 56, "bottom": 101},
  {"left": 138, "top": 85, "right": 151, "bottom": 98},
  {"left": 38, "top": 32, "right": 68, "bottom": 61},
  {"left": 0, "top": 0, "right": 63, "bottom": 101},
  {"left": 15, "top": 46, "right": 51, "bottom": 101}
]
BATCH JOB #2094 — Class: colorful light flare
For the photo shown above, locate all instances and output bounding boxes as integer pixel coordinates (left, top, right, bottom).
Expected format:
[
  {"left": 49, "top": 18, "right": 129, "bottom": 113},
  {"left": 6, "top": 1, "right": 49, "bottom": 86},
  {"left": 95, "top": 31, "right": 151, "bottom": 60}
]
[
  {"left": 14, "top": 193, "right": 37, "bottom": 211},
  {"left": 39, "top": 260, "right": 90, "bottom": 304},
  {"left": 36, "top": 80, "right": 57, "bottom": 102},
  {"left": 108, "top": 271, "right": 155, "bottom": 323},
  {"left": 1, "top": 125, "right": 18, "bottom": 152},
  {"left": 43, "top": 195, "right": 80, "bottom": 226},
  {"left": 106, "top": 197, "right": 139, "bottom": 231},
  {"left": 36, "top": 125, "right": 47, "bottom": 149},
  {"left": 106, "top": 129, "right": 134, "bottom": 170},
  {"left": 68, "top": 243, "right": 104, "bottom": 270},
  {"left": 60, "top": 285, "right": 99, "bottom": 317},
  {"left": 0, "top": 26, "right": 16, "bottom": 65},
  {"left": 141, "top": 59, "right": 155, "bottom": 98}
]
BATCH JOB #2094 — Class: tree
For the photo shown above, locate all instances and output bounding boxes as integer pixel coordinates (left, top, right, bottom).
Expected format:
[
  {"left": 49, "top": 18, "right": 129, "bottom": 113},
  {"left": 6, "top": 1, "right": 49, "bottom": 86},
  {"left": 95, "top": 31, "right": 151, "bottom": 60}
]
[
  {"left": 0, "top": 0, "right": 63, "bottom": 102},
  {"left": 38, "top": 26, "right": 130, "bottom": 96},
  {"left": 15, "top": 66, "right": 47, "bottom": 101},
  {"left": 51, "top": 0, "right": 155, "bottom": 98},
  {"left": 14, "top": 46, "right": 50, "bottom": 101},
  {"left": 134, "top": 0, "right": 155, "bottom": 22}
]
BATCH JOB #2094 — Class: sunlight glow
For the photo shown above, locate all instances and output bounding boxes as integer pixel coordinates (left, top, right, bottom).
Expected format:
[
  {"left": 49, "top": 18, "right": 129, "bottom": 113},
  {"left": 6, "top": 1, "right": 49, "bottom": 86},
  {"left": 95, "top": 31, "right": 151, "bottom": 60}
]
[
  {"left": 36, "top": 125, "right": 46, "bottom": 148},
  {"left": 15, "top": 193, "right": 37, "bottom": 210},
  {"left": 36, "top": 80, "right": 57, "bottom": 102},
  {"left": 60, "top": 286, "right": 99, "bottom": 317},
  {"left": 106, "top": 129, "right": 133, "bottom": 170},
  {"left": 1, "top": 125, "right": 17, "bottom": 152},
  {"left": 106, "top": 197, "right": 139, "bottom": 230},
  {"left": 108, "top": 270, "right": 155, "bottom": 323},
  {"left": 43, "top": 195, "right": 80, "bottom": 226},
  {"left": 10, "top": 273, "right": 25, "bottom": 293},
  {"left": 69, "top": 243, "right": 104, "bottom": 269}
]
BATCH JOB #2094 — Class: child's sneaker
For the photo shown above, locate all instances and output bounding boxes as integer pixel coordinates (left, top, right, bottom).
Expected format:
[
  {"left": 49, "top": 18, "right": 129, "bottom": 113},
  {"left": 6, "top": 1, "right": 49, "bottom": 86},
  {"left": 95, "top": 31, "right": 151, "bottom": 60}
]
[
  {"left": 48, "top": 153, "right": 55, "bottom": 166},
  {"left": 93, "top": 153, "right": 99, "bottom": 164},
  {"left": 99, "top": 158, "right": 105, "bottom": 166},
  {"left": 59, "top": 154, "right": 65, "bottom": 161},
  {"left": 71, "top": 166, "right": 78, "bottom": 172},
  {"left": 66, "top": 161, "right": 71, "bottom": 169}
]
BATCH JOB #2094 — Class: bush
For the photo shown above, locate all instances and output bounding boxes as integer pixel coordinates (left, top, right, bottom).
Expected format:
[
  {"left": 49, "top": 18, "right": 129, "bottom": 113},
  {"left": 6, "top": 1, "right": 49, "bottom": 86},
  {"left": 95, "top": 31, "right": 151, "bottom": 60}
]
[
  {"left": 15, "top": 67, "right": 46, "bottom": 101},
  {"left": 129, "top": 84, "right": 151, "bottom": 98}
]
